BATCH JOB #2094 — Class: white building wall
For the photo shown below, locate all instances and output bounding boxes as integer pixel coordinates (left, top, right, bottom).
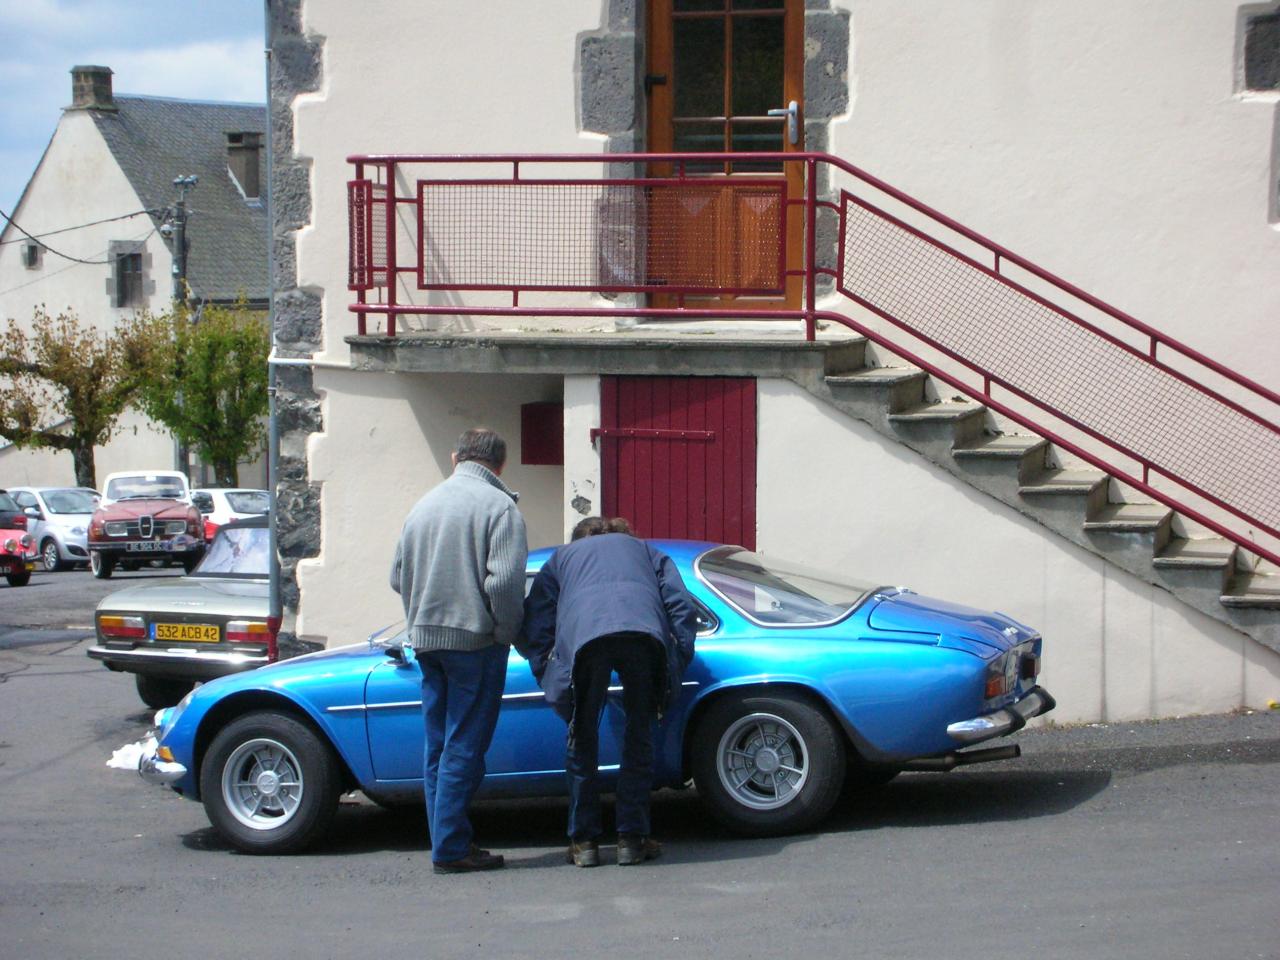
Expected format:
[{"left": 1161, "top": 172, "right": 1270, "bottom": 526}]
[
  {"left": 756, "top": 378, "right": 1280, "bottom": 721},
  {"left": 829, "top": 0, "right": 1280, "bottom": 387},
  {"left": 0, "top": 110, "right": 177, "bottom": 486},
  {"left": 296, "top": 369, "right": 564, "bottom": 644}
]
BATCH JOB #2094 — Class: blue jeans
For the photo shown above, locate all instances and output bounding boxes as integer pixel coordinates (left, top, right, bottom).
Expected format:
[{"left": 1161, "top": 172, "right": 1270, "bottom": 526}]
[
  {"left": 566, "top": 634, "right": 660, "bottom": 841},
  {"left": 417, "top": 644, "right": 507, "bottom": 863}
]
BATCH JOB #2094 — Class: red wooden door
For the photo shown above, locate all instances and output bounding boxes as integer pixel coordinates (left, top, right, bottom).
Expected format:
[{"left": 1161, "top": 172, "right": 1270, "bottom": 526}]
[{"left": 599, "top": 376, "right": 756, "bottom": 549}]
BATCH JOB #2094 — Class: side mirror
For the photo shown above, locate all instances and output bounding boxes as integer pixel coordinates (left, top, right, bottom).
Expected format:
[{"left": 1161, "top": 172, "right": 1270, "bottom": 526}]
[
  {"left": 382, "top": 641, "right": 416, "bottom": 667},
  {"left": 23, "top": 506, "right": 41, "bottom": 519}
]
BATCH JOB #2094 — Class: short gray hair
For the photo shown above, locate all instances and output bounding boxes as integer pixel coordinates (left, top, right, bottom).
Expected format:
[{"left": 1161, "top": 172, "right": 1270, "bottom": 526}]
[{"left": 454, "top": 428, "right": 507, "bottom": 470}]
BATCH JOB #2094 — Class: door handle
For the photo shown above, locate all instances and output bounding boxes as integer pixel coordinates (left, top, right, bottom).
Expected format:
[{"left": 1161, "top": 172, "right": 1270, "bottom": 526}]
[{"left": 768, "top": 100, "right": 799, "bottom": 146}]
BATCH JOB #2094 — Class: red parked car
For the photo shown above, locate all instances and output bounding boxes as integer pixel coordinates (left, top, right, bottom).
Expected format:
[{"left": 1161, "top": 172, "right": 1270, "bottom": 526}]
[
  {"left": 88, "top": 471, "right": 205, "bottom": 579},
  {"left": 0, "top": 525, "right": 36, "bottom": 587}
]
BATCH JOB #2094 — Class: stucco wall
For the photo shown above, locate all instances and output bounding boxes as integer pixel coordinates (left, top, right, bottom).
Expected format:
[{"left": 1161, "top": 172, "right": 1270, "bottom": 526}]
[
  {"left": 828, "top": 0, "right": 1280, "bottom": 387},
  {"left": 756, "top": 378, "right": 1280, "bottom": 721},
  {"left": 295, "top": 369, "right": 565, "bottom": 644}
]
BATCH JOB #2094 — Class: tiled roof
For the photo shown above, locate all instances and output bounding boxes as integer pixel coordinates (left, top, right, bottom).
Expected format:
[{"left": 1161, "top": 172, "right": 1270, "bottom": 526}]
[{"left": 91, "top": 96, "right": 267, "bottom": 302}]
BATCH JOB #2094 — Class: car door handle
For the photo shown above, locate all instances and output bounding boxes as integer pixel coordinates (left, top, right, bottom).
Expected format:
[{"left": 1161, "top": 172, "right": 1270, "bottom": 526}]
[{"left": 768, "top": 100, "right": 799, "bottom": 145}]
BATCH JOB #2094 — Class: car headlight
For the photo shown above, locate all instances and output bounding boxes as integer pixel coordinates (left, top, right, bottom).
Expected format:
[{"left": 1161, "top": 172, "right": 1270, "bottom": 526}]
[
  {"left": 164, "top": 520, "right": 187, "bottom": 535},
  {"left": 3, "top": 538, "right": 16, "bottom": 553},
  {"left": 105, "top": 521, "right": 128, "bottom": 537}
]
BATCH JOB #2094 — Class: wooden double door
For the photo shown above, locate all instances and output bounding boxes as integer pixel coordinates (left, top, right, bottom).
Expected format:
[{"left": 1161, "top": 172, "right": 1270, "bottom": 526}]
[{"left": 646, "top": 0, "right": 805, "bottom": 309}]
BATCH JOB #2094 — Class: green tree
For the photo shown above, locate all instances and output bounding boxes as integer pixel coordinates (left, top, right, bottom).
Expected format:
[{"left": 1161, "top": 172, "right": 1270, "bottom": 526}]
[
  {"left": 0, "top": 308, "right": 152, "bottom": 488},
  {"left": 133, "top": 302, "right": 270, "bottom": 487}
]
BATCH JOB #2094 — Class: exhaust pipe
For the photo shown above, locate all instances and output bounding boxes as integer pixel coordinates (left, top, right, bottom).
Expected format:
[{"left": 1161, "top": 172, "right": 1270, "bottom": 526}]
[{"left": 901, "top": 743, "right": 1021, "bottom": 772}]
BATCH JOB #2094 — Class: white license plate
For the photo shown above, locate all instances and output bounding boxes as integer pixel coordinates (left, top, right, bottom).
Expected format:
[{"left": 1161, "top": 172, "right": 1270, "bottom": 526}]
[{"left": 125, "top": 541, "right": 170, "bottom": 553}]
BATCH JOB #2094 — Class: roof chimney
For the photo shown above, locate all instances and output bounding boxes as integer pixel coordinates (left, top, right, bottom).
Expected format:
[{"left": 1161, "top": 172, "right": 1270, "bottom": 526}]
[
  {"left": 226, "top": 131, "right": 262, "bottom": 201},
  {"left": 69, "top": 65, "right": 116, "bottom": 111}
]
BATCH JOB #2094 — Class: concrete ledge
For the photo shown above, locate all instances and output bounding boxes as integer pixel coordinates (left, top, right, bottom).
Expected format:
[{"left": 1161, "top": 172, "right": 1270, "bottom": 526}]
[{"left": 346, "top": 331, "right": 865, "bottom": 379}]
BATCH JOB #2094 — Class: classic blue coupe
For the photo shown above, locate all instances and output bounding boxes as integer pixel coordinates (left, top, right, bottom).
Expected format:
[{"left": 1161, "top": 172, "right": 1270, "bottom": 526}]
[{"left": 134, "top": 541, "right": 1054, "bottom": 854}]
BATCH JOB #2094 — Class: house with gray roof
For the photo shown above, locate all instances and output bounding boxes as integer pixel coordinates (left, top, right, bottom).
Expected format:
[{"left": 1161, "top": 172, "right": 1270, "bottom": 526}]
[{"left": 0, "top": 65, "right": 268, "bottom": 488}]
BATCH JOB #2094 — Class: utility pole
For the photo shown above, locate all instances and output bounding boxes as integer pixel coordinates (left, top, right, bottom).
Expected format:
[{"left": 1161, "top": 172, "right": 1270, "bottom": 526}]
[{"left": 167, "top": 175, "right": 198, "bottom": 477}]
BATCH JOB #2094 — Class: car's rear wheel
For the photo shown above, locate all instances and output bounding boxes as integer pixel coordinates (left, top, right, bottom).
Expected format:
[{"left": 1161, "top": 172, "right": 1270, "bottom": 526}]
[
  {"left": 41, "top": 539, "right": 65, "bottom": 572},
  {"left": 201, "top": 711, "right": 341, "bottom": 854},
  {"left": 5, "top": 570, "right": 31, "bottom": 587},
  {"left": 90, "top": 552, "right": 114, "bottom": 579},
  {"left": 691, "top": 691, "right": 846, "bottom": 836},
  {"left": 134, "top": 674, "right": 194, "bottom": 709}
]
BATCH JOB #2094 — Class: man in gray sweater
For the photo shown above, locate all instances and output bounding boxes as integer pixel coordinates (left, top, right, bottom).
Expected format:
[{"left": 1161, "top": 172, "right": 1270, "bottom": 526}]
[{"left": 391, "top": 428, "right": 527, "bottom": 873}]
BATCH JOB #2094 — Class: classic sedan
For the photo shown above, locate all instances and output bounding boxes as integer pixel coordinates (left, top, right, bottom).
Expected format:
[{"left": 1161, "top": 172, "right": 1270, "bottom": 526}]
[
  {"left": 89, "top": 517, "right": 276, "bottom": 708},
  {"left": 89, "top": 470, "right": 205, "bottom": 578},
  {"left": 129, "top": 541, "right": 1054, "bottom": 854}
]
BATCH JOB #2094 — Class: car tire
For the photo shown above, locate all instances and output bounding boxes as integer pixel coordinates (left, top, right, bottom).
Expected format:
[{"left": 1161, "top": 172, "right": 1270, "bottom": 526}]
[
  {"left": 90, "top": 552, "right": 114, "bottom": 579},
  {"left": 134, "top": 674, "right": 195, "bottom": 709},
  {"left": 692, "top": 691, "right": 846, "bottom": 837},
  {"left": 201, "top": 711, "right": 342, "bottom": 855},
  {"left": 120, "top": 559, "right": 140, "bottom": 572},
  {"left": 181, "top": 554, "right": 201, "bottom": 574},
  {"left": 5, "top": 571, "right": 31, "bottom": 587},
  {"left": 41, "top": 539, "right": 65, "bottom": 573}
]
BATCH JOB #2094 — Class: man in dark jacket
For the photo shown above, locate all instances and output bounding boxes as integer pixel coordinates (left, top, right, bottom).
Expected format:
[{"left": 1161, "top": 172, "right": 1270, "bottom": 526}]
[{"left": 521, "top": 516, "right": 698, "bottom": 867}]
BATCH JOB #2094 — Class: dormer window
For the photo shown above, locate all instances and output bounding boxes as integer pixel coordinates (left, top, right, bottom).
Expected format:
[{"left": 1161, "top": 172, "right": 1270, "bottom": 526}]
[{"left": 21, "top": 241, "right": 42, "bottom": 270}]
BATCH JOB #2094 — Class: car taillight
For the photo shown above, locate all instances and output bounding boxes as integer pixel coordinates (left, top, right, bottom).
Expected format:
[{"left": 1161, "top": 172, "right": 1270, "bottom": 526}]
[
  {"left": 99, "top": 615, "right": 146, "bottom": 639},
  {"left": 227, "top": 619, "right": 279, "bottom": 660},
  {"left": 11, "top": 516, "right": 26, "bottom": 530}
]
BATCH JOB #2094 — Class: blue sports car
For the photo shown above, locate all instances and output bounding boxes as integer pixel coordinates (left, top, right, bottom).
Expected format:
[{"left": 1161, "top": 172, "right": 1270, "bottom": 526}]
[{"left": 133, "top": 541, "right": 1054, "bottom": 854}]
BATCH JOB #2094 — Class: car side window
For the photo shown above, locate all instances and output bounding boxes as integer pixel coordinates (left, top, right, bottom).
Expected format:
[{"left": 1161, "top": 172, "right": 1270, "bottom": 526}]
[{"left": 14, "top": 492, "right": 38, "bottom": 510}]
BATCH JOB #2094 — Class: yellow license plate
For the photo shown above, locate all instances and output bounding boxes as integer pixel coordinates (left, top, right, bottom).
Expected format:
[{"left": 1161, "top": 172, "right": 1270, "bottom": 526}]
[{"left": 153, "top": 622, "right": 220, "bottom": 643}]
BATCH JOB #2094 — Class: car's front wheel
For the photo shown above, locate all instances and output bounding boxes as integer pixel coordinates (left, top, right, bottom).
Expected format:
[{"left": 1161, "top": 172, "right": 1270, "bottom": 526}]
[
  {"left": 5, "top": 570, "right": 31, "bottom": 587},
  {"left": 41, "top": 539, "right": 65, "bottom": 573},
  {"left": 200, "top": 711, "right": 342, "bottom": 854},
  {"left": 90, "top": 551, "right": 114, "bottom": 579},
  {"left": 134, "top": 674, "right": 194, "bottom": 709},
  {"left": 692, "top": 691, "right": 846, "bottom": 836}
]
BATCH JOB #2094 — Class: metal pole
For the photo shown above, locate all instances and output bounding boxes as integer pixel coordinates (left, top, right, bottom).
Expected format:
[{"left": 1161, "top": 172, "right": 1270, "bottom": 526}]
[{"left": 264, "top": 0, "right": 283, "bottom": 645}]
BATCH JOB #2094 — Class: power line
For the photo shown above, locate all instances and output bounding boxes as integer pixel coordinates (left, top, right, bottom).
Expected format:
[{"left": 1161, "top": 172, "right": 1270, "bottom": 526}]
[
  {"left": 0, "top": 208, "right": 159, "bottom": 247},
  {"left": 0, "top": 207, "right": 161, "bottom": 265}
]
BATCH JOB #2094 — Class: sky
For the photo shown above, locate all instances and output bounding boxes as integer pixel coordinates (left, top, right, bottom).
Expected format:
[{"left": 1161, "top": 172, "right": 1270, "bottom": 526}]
[{"left": 0, "top": 0, "right": 266, "bottom": 219}]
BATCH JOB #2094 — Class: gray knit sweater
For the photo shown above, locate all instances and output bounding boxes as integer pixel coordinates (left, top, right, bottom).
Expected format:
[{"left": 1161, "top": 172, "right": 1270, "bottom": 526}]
[{"left": 390, "top": 461, "right": 528, "bottom": 652}]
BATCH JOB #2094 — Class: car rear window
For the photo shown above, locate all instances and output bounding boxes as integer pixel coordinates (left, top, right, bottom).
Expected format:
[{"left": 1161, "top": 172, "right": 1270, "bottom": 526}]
[
  {"left": 0, "top": 492, "right": 17, "bottom": 512},
  {"left": 695, "top": 547, "right": 876, "bottom": 626},
  {"left": 197, "top": 526, "right": 269, "bottom": 577},
  {"left": 225, "top": 491, "right": 269, "bottom": 514}
]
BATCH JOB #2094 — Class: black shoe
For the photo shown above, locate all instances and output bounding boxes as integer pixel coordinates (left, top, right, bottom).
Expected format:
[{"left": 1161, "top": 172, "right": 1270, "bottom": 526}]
[
  {"left": 617, "top": 834, "right": 661, "bottom": 865},
  {"left": 566, "top": 839, "right": 600, "bottom": 867},
  {"left": 433, "top": 851, "right": 505, "bottom": 874}
]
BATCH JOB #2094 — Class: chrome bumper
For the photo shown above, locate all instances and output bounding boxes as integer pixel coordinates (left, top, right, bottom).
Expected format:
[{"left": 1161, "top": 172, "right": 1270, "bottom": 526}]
[
  {"left": 946, "top": 686, "right": 1056, "bottom": 745},
  {"left": 88, "top": 644, "right": 270, "bottom": 671},
  {"left": 138, "top": 736, "right": 188, "bottom": 786}
]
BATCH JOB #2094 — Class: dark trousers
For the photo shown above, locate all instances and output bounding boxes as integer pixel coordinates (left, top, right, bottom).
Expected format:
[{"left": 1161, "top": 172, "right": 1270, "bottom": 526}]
[
  {"left": 566, "top": 633, "right": 659, "bottom": 841},
  {"left": 416, "top": 644, "right": 506, "bottom": 863}
]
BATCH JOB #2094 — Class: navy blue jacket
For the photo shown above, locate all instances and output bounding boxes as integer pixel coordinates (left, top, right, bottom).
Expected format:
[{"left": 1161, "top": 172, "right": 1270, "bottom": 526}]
[{"left": 520, "top": 535, "right": 699, "bottom": 721}]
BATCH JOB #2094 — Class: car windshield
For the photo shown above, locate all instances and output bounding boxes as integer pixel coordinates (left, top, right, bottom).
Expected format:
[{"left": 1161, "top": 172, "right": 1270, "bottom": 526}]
[
  {"left": 42, "top": 489, "right": 96, "bottom": 514},
  {"left": 225, "top": 491, "right": 269, "bottom": 514},
  {"left": 696, "top": 547, "right": 877, "bottom": 626},
  {"left": 106, "top": 476, "right": 186, "bottom": 500},
  {"left": 195, "top": 526, "right": 270, "bottom": 577}
]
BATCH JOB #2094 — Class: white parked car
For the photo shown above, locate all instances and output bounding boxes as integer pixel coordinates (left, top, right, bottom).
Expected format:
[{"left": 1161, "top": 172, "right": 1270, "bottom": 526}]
[
  {"left": 7, "top": 486, "right": 99, "bottom": 571},
  {"left": 191, "top": 488, "right": 269, "bottom": 540}
]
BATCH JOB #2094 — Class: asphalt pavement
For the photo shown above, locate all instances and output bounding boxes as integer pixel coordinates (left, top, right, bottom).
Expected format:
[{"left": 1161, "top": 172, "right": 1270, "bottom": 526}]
[{"left": 1, "top": 572, "right": 1278, "bottom": 960}]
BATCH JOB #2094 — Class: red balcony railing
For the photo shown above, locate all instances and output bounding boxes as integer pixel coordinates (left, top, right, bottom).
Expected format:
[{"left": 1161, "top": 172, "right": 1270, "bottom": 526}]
[{"left": 346, "top": 151, "right": 1280, "bottom": 569}]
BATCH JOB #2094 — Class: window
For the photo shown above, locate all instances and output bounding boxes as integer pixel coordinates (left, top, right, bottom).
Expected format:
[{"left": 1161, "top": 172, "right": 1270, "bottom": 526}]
[
  {"left": 1245, "top": 11, "right": 1280, "bottom": 93},
  {"left": 115, "top": 252, "right": 143, "bottom": 307},
  {"left": 21, "top": 242, "right": 42, "bottom": 269},
  {"left": 696, "top": 546, "right": 876, "bottom": 626}
]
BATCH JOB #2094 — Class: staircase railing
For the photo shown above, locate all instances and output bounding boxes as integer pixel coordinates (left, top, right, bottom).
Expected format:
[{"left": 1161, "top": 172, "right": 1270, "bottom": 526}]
[{"left": 346, "top": 151, "right": 1280, "bottom": 568}]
